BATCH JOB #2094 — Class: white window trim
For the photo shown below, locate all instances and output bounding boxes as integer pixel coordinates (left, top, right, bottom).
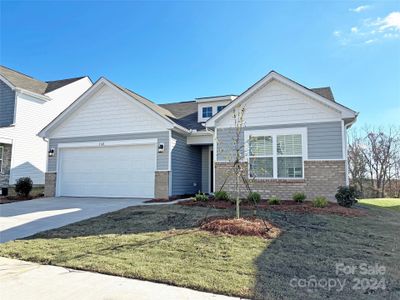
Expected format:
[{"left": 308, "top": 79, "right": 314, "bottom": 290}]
[
  {"left": 244, "top": 127, "right": 308, "bottom": 180},
  {"left": 0, "top": 146, "right": 3, "bottom": 173},
  {"left": 202, "top": 106, "right": 213, "bottom": 118}
]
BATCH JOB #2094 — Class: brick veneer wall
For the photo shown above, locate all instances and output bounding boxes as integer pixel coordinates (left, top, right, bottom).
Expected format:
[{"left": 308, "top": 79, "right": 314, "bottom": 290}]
[
  {"left": 45, "top": 171, "right": 170, "bottom": 199},
  {"left": 44, "top": 172, "right": 57, "bottom": 197},
  {"left": 155, "top": 171, "right": 169, "bottom": 199},
  {"left": 0, "top": 143, "right": 12, "bottom": 188},
  {"left": 215, "top": 160, "right": 345, "bottom": 201}
]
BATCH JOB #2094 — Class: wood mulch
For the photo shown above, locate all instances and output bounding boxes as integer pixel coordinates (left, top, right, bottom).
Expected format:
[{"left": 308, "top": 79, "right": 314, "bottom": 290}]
[
  {"left": 178, "top": 199, "right": 367, "bottom": 217},
  {"left": 144, "top": 194, "right": 194, "bottom": 203},
  {"left": 199, "top": 216, "right": 281, "bottom": 239},
  {"left": 0, "top": 195, "right": 43, "bottom": 204}
]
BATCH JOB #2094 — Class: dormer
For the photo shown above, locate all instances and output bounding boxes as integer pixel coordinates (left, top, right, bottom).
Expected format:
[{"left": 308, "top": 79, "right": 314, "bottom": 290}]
[{"left": 196, "top": 95, "right": 237, "bottom": 123}]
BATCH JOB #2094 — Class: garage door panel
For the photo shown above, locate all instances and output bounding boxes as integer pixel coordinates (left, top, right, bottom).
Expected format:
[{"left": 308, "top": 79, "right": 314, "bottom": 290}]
[{"left": 58, "top": 144, "right": 156, "bottom": 198}]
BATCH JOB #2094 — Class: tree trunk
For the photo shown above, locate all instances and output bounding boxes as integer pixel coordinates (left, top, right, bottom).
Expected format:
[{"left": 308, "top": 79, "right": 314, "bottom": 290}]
[{"left": 236, "top": 197, "right": 240, "bottom": 219}]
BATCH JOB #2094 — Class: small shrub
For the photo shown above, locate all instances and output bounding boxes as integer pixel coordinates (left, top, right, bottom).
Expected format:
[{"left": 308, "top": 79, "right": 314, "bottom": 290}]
[
  {"left": 268, "top": 196, "right": 281, "bottom": 205},
  {"left": 247, "top": 192, "right": 261, "bottom": 204},
  {"left": 335, "top": 186, "right": 360, "bottom": 208},
  {"left": 214, "top": 190, "right": 230, "bottom": 201},
  {"left": 293, "top": 192, "right": 306, "bottom": 203},
  {"left": 15, "top": 177, "right": 33, "bottom": 197},
  {"left": 312, "top": 196, "right": 328, "bottom": 208},
  {"left": 194, "top": 192, "right": 208, "bottom": 202}
]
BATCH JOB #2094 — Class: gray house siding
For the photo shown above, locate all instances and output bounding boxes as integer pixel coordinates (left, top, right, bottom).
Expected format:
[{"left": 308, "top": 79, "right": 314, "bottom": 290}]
[
  {"left": 201, "top": 146, "right": 210, "bottom": 193},
  {"left": 47, "top": 131, "right": 170, "bottom": 172},
  {"left": 171, "top": 131, "right": 202, "bottom": 195},
  {"left": 0, "top": 80, "right": 15, "bottom": 127},
  {"left": 217, "top": 121, "right": 343, "bottom": 161}
]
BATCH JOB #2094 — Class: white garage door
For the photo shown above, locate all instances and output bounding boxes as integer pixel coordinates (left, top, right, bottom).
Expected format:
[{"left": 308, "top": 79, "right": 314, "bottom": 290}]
[{"left": 57, "top": 143, "right": 156, "bottom": 198}]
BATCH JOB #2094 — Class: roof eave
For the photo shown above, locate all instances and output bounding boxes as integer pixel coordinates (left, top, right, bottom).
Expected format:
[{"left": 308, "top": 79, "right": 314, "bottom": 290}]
[
  {"left": 206, "top": 71, "right": 357, "bottom": 127},
  {"left": 39, "top": 77, "right": 183, "bottom": 138},
  {"left": 16, "top": 88, "right": 51, "bottom": 101}
]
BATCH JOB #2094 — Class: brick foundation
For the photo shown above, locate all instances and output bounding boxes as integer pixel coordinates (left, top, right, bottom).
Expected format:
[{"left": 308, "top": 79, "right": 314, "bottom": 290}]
[
  {"left": 44, "top": 172, "right": 57, "bottom": 197},
  {"left": 155, "top": 171, "right": 170, "bottom": 199},
  {"left": 44, "top": 171, "right": 170, "bottom": 199},
  {"left": 215, "top": 160, "right": 345, "bottom": 201}
]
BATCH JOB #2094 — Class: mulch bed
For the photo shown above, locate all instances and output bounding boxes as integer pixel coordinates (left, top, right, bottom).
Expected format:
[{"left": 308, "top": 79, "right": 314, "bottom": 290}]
[
  {"left": 199, "top": 216, "right": 281, "bottom": 239},
  {"left": 144, "top": 194, "right": 194, "bottom": 203},
  {"left": 0, "top": 195, "right": 43, "bottom": 204},
  {"left": 179, "top": 199, "right": 367, "bottom": 217}
]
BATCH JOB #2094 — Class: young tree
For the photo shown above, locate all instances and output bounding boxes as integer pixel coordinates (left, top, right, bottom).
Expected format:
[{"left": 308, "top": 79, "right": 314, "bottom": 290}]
[{"left": 217, "top": 104, "right": 252, "bottom": 218}]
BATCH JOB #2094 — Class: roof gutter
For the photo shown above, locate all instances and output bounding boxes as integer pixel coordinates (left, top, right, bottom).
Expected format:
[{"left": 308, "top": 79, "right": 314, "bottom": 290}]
[{"left": 16, "top": 88, "right": 51, "bottom": 101}]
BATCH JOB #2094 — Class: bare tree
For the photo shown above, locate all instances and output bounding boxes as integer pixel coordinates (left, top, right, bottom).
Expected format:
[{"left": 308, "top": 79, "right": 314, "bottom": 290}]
[
  {"left": 358, "top": 126, "right": 400, "bottom": 197},
  {"left": 348, "top": 130, "right": 368, "bottom": 194}
]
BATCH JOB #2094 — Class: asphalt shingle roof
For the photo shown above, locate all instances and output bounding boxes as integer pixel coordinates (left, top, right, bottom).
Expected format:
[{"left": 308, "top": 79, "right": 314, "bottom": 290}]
[
  {"left": 0, "top": 65, "right": 86, "bottom": 95},
  {"left": 310, "top": 87, "right": 335, "bottom": 102},
  {"left": 158, "top": 87, "right": 336, "bottom": 130},
  {"left": 1, "top": 65, "right": 338, "bottom": 131},
  {"left": 160, "top": 101, "right": 206, "bottom": 131}
]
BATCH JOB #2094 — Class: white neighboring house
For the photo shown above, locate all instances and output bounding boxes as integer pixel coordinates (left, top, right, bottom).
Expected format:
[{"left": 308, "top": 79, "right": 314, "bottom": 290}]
[{"left": 0, "top": 66, "right": 92, "bottom": 193}]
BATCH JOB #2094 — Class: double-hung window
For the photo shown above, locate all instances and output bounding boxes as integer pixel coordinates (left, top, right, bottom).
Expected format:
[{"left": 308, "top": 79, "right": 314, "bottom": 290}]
[
  {"left": 0, "top": 146, "right": 3, "bottom": 173},
  {"left": 202, "top": 107, "right": 213, "bottom": 118},
  {"left": 249, "top": 136, "right": 273, "bottom": 178},
  {"left": 247, "top": 128, "right": 306, "bottom": 179},
  {"left": 277, "top": 134, "right": 303, "bottom": 178}
]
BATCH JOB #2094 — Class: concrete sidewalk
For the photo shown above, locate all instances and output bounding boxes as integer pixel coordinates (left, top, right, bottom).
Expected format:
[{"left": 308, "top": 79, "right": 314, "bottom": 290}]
[{"left": 0, "top": 257, "right": 241, "bottom": 300}]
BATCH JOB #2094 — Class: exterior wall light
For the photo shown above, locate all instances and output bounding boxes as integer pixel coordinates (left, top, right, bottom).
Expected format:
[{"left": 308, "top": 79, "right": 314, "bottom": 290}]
[
  {"left": 158, "top": 143, "right": 165, "bottom": 153},
  {"left": 48, "top": 148, "right": 55, "bottom": 157}
]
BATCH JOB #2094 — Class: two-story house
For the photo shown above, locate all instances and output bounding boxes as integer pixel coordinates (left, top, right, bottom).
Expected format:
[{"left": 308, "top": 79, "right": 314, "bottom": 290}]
[{"left": 0, "top": 66, "right": 92, "bottom": 195}]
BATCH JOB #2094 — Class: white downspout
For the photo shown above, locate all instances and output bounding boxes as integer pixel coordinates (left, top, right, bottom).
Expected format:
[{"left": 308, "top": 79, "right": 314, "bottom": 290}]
[{"left": 344, "top": 118, "right": 357, "bottom": 186}]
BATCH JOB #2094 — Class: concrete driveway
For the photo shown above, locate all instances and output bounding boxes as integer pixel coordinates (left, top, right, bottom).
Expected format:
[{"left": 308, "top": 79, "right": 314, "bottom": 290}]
[{"left": 0, "top": 197, "right": 148, "bottom": 243}]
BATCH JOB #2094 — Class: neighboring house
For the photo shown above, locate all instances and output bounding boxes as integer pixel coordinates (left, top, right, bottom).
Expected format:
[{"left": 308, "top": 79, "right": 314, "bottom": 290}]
[
  {"left": 38, "top": 71, "right": 357, "bottom": 201},
  {"left": 0, "top": 66, "right": 92, "bottom": 194}
]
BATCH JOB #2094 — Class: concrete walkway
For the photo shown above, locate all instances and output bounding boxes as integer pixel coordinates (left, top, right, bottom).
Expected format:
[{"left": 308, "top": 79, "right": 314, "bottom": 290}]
[
  {"left": 0, "top": 257, "right": 240, "bottom": 300},
  {"left": 0, "top": 197, "right": 174, "bottom": 243}
]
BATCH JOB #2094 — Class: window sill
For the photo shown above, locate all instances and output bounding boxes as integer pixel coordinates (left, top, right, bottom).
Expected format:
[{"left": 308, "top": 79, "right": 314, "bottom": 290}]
[{"left": 249, "top": 177, "right": 306, "bottom": 183}]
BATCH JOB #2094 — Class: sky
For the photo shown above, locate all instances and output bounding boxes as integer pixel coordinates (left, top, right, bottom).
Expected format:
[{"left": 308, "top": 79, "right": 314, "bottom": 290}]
[{"left": 1, "top": 1, "right": 399, "bottom": 129}]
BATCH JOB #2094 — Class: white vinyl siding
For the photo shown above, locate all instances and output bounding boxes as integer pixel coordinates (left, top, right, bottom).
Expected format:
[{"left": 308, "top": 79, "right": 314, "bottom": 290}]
[
  {"left": 197, "top": 99, "right": 232, "bottom": 122},
  {"left": 217, "top": 80, "right": 341, "bottom": 127},
  {"left": 51, "top": 85, "right": 167, "bottom": 138},
  {"left": 246, "top": 128, "right": 307, "bottom": 179},
  {"left": 0, "top": 78, "right": 91, "bottom": 185}
]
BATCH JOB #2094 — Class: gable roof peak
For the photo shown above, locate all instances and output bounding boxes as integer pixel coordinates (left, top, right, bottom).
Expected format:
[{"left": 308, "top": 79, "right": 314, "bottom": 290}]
[
  {"left": 0, "top": 65, "right": 88, "bottom": 96},
  {"left": 205, "top": 70, "right": 357, "bottom": 126}
]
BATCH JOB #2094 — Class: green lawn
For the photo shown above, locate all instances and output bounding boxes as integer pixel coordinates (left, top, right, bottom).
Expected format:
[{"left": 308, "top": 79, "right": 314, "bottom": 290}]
[
  {"left": 0, "top": 204, "right": 399, "bottom": 299},
  {"left": 358, "top": 198, "right": 400, "bottom": 211}
]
